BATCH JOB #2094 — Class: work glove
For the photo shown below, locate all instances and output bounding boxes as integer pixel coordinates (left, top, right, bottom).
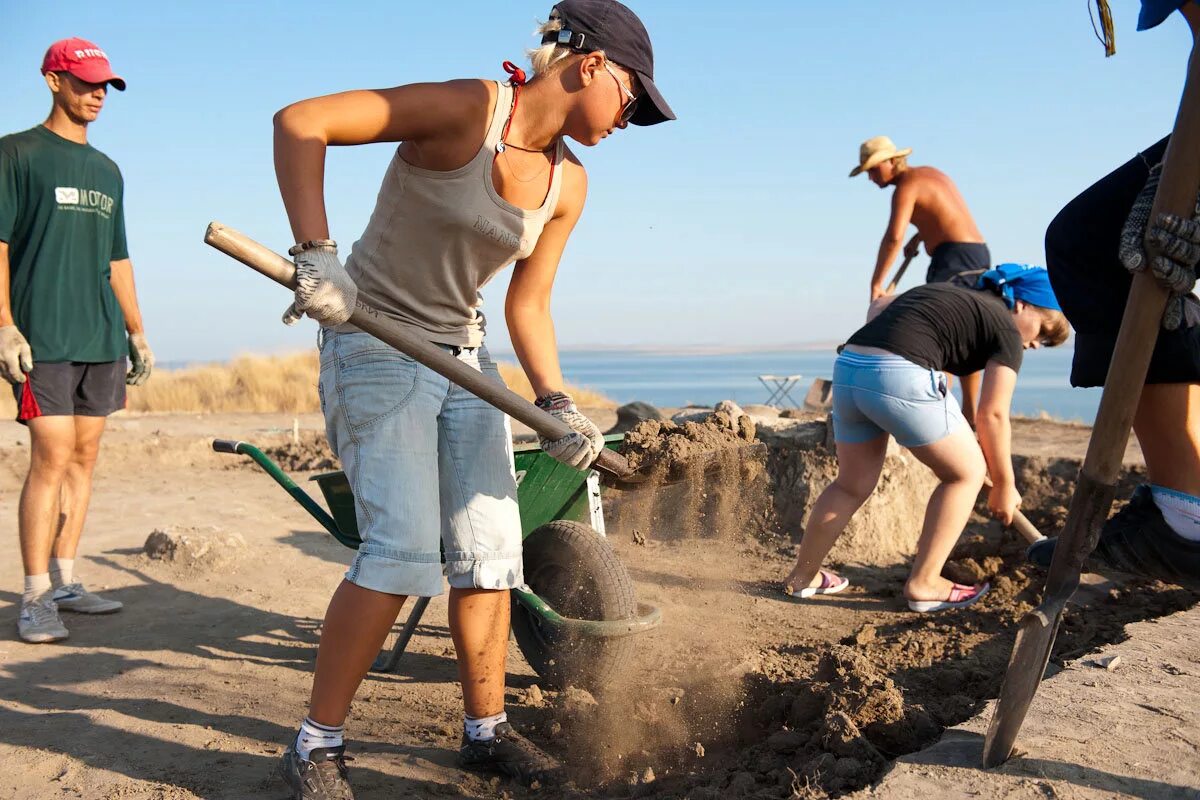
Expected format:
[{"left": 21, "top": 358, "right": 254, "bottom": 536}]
[
  {"left": 1118, "top": 163, "right": 1200, "bottom": 330},
  {"left": 126, "top": 332, "right": 155, "bottom": 386},
  {"left": 282, "top": 245, "right": 358, "bottom": 327},
  {"left": 0, "top": 325, "right": 33, "bottom": 384},
  {"left": 535, "top": 391, "right": 605, "bottom": 470}
]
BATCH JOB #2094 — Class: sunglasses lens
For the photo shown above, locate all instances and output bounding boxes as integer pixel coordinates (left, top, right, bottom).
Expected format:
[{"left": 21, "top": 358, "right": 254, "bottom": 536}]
[{"left": 621, "top": 98, "right": 639, "bottom": 124}]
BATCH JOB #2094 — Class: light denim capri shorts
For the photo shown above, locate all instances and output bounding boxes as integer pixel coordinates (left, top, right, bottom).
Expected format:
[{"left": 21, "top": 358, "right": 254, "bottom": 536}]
[
  {"left": 830, "top": 350, "right": 967, "bottom": 448},
  {"left": 317, "top": 329, "right": 524, "bottom": 597}
]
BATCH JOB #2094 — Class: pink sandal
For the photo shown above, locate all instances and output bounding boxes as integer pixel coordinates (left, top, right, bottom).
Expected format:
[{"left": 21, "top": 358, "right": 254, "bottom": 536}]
[
  {"left": 908, "top": 582, "right": 990, "bottom": 613},
  {"left": 784, "top": 569, "right": 850, "bottom": 600}
]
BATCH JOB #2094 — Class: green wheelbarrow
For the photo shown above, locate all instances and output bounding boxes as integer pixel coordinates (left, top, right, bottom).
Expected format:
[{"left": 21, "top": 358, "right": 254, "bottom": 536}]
[{"left": 213, "top": 434, "right": 661, "bottom": 691}]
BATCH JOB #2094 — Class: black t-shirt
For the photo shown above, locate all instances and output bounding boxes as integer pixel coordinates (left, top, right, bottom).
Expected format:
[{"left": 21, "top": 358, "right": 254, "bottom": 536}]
[{"left": 847, "top": 284, "right": 1024, "bottom": 375}]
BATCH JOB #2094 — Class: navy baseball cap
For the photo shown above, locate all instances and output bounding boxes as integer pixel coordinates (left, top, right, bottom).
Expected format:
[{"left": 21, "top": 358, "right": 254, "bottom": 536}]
[
  {"left": 542, "top": 0, "right": 675, "bottom": 125},
  {"left": 1138, "top": 0, "right": 1193, "bottom": 30}
]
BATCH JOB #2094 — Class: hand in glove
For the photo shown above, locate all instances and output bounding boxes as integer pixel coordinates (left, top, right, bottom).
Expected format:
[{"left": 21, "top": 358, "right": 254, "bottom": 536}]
[
  {"left": 126, "top": 332, "right": 155, "bottom": 386},
  {"left": 282, "top": 244, "right": 358, "bottom": 327},
  {"left": 535, "top": 391, "right": 605, "bottom": 470},
  {"left": 0, "top": 325, "right": 33, "bottom": 384},
  {"left": 1118, "top": 163, "right": 1200, "bottom": 330}
]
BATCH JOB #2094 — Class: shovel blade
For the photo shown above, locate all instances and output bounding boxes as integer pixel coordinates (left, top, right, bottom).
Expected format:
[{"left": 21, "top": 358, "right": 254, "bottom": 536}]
[{"left": 982, "top": 604, "right": 1063, "bottom": 768}]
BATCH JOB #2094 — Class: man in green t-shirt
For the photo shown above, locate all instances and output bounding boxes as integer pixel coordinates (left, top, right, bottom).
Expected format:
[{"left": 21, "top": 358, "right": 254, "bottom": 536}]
[{"left": 0, "top": 38, "right": 155, "bottom": 644}]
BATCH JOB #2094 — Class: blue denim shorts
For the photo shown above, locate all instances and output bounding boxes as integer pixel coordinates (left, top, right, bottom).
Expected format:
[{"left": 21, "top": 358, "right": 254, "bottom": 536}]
[
  {"left": 831, "top": 350, "right": 967, "bottom": 448},
  {"left": 318, "top": 330, "right": 523, "bottom": 597}
]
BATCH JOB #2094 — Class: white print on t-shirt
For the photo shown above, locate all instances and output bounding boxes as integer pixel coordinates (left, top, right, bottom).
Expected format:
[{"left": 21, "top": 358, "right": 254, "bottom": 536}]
[{"left": 54, "top": 186, "right": 114, "bottom": 218}]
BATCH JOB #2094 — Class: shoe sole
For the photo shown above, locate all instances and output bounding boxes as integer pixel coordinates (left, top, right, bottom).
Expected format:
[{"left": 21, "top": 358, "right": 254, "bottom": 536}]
[
  {"left": 19, "top": 630, "right": 69, "bottom": 643},
  {"left": 56, "top": 604, "right": 122, "bottom": 615},
  {"left": 908, "top": 585, "right": 990, "bottom": 614}
]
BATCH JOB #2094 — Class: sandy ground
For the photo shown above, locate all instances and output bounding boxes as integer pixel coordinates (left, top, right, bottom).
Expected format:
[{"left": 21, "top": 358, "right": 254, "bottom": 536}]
[{"left": 0, "top": 410, "right": 1192, "bottom": 800}]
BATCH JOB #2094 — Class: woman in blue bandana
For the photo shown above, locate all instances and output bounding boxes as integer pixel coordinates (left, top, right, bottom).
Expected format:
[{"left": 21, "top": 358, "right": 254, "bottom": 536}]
[
  {"left": 783, "top": 267, "right": 1069, "bottom": 612},
  {"left": 1031, "top": 1, "right": 1200, "bottom": 585}
]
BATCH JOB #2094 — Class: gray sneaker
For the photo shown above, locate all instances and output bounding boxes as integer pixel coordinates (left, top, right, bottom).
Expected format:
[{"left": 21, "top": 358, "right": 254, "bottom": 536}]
[
  {"left": 53, "top": 582, "right": 123, "bottom": 614},
  {"left": 18, "top": 592, "right": 69, "bottom": 643}
]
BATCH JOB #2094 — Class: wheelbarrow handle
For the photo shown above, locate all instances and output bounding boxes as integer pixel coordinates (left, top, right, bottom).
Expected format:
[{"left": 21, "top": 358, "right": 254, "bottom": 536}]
[{"left": 203, "top": 222, "right": 635, "bottom": 481}]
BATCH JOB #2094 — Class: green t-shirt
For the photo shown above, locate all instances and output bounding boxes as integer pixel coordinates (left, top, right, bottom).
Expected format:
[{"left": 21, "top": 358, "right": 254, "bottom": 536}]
[{"left": 0, "top": 125, "right": 129, "bottom": 363}]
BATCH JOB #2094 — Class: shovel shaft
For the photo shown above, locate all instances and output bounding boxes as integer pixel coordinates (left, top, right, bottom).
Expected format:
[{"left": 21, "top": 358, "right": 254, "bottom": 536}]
[
  {"left": 985, "top": 32, "right": 1200, "bottom": 767},
  {"left": 885, "top": 233, "right": 922, "bottom": 293},
  {"left": 203, "top": 221, "right": 635, "bottom": 481}
]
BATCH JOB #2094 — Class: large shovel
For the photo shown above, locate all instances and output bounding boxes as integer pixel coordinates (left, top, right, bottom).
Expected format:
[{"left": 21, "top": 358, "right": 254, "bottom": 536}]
[
  {"left": 982, "top": 32, "right": 1200, "bottom": 768},
  {"left": 203, "top": 222, "right": 759, "bottom": 488}
]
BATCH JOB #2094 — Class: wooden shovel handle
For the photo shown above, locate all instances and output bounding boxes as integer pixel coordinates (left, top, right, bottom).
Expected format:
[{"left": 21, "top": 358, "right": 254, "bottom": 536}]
[
  {"left": 203, "top": 221, "right": 635, "bottom": 480},
  {"left": 885, "top": 233, "right": 922, "bottom": 294},
  {"left": 982, "top": 475, "right": 1045, "bottom": 544}
]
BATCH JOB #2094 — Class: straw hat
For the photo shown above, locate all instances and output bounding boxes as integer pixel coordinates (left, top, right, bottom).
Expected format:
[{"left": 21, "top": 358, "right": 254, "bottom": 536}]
[{"left": 848, "top": 136, "right": 912, "bottom": 177}]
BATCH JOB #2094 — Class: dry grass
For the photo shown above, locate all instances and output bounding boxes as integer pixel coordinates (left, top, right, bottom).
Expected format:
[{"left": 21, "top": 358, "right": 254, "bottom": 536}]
[{"left": 0, "top": 351, "right": 613, "bottom": 417}]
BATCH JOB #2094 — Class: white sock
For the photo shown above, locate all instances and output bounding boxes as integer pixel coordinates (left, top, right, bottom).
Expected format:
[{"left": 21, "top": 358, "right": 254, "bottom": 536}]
[
  {"left": 50, "top": 557, "right": 75, "bottom": 588},
  {"left": 294, "top": 717, "right": 344, "bottom": 760},
  {"left": 465, "top": 711, "right": 507, "bottom": 742},
  {"left": 1151, "top": 485, "right": 1200, "bottom": 542},
  {"left": 23, "top": 573, "right": 52, "bottom": 603}
]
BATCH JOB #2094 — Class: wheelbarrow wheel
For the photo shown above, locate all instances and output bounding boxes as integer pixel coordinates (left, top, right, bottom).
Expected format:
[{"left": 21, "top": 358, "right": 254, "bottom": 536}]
[{"left": 512, "top": 520, "right": 637, "bottom": 693}]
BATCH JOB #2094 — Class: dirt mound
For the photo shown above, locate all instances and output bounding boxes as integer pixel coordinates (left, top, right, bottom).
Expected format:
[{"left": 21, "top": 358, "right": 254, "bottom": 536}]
[
  {"left": 608, "top": 410, "right": 774, "bottom": 542},
  {"left": 619, "top": 409, "right": 757, "bottom": 478},
  {"left": 246, "top": 434, "right": 339, "bottom": 472},
  {"left": 759, "top": 420, "right": 939, "bottom": 565}
]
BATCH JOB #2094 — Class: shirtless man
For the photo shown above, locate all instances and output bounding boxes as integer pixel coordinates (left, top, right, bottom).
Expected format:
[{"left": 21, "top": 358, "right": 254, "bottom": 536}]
[{"left": 851, "top": 136, "right": 989, "bottom": 423}]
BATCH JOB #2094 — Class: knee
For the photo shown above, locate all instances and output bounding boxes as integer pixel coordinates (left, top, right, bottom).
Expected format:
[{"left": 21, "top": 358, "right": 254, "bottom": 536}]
[
  {"left": 30, "top": 443, "right": 74, "bottom": 476},
  {"left": 832, "top": 472, "right": 879, "bottom": 505},
  {"left": 72, "top": 440, "right": 101, "bottom": 470}
]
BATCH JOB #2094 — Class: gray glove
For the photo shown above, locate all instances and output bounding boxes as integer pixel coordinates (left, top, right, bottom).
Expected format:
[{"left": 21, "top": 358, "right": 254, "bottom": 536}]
[
  {"left": 0, "top": 325, "right": 33, "bottom": 384},
  {"left": 282, "top": 246, "right": 358, "bottom": 327},
  {"left": 1118, "top": 164, "right": 1200, "bottom": 330},
  {"left": 535, "top": 391, "right": 604, "bottom": 470},
  {"left": 126, "top": 332, "right": 155, "bottom": 386}
]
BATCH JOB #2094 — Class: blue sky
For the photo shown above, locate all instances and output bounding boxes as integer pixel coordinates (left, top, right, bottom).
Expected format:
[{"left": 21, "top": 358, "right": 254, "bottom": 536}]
[{"left": 2, "top": 1, "right": 1193, "bottom": 362}]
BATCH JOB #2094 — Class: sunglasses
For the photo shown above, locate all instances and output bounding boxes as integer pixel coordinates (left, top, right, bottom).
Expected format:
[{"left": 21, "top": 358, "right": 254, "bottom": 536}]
[{"left": 602, "top": 62, "right": 639, "bottom": 125}]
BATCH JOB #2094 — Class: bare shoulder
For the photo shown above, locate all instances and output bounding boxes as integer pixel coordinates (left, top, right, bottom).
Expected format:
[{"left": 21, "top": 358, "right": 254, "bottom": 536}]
[
  {"left": 417, "top": 78, "right": 494, "bottom": 129},
  {"left": 556, "top": 143, "right": 588, "bottom": 219}
]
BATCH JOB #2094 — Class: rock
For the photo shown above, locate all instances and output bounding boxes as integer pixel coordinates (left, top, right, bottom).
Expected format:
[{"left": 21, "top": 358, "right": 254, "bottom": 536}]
[
  {"left": 607, "top": 401, "right": 666, "bottom": 435},
  {"left": 143, "top": 526, "right": 246, "bottom": 569},
  {"left": 632, "top": 529, "right": 647, "bottom": 546},
  {"left": 561, "top": 686, "right": 598, "bottom": 715},
  {"left": 714, "top": 399, "right": 746, "bottom": 419},
  {"left": 670, "top": 407, "right": 713, "bottom": 425},
  {"left": 524, "top": 684, "right": 545, "bottom": 706},
  {"left": 641, "top": 766, "right": 655, "bottom": 784},
  {"left": 1093, "top": 654, "right": 1122, "bottom": 671},
  {"left": 767, "top": 729, "right": 806, "bottom": 753},
  {"left": 693, "top": 741, "right": 705, "bottom": 758},
  {"left": 741, "top": 404, "right": 781, "bottom": 419},
  {"left": 727, "top": 771, "right": 758, "bottom": 796}
]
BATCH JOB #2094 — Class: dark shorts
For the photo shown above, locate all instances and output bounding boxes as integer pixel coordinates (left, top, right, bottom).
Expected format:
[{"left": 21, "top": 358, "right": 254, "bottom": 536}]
[
  {"left": 12, "top": 360, "right": 127, "bottom": 423},
  {"left": 1045, "top": 135, "right": 1200, "bottom": 387},
  {"left": 926, "top": 242, "right": 992, "bottom": 284}
]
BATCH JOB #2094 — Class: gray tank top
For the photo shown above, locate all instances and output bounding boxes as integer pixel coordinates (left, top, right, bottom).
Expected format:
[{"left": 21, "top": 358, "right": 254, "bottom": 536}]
[{"left": 338, "top": 81, "right": 564, "bottom": 347}]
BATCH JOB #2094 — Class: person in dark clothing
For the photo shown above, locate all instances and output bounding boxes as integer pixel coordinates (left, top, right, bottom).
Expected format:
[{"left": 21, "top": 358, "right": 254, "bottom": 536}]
[
  {"left": 1026, "top": 3, "right": 1200, "bottom": 585},
  {"left": 783, "top": 269, "right": 1069, "bottom": 613}
]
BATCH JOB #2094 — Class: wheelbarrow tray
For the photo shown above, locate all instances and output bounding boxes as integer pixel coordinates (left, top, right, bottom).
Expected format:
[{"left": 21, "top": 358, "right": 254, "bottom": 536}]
[
  {"left": 310, "top": 434, "right": 628, "bottom": 546},
  {"left": 213, "top": 436, "right": 660, "bottom": 656}
]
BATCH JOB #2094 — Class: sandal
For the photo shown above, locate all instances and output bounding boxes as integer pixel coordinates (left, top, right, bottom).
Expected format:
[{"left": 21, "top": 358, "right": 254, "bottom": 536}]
[
  {"left": 907, "top": 582, "right": 990, "bottom": 613},
  {"left": 784, "top": 569, "right": 850, "bottom": 599}
]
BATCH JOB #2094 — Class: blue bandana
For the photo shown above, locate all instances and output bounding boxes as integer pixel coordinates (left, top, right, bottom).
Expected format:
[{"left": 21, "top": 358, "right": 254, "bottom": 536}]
[
  {"left": 975, "top": 264, "right": 1062, "bottom": 311},
  {"left": 1139, "top": 0, "right": 1193, "bottom": 31}
]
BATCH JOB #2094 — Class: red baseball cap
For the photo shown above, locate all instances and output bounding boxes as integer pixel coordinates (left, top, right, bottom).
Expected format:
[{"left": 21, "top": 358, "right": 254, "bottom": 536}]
[{"left": 41, "top": 38, "right": 125, "bottom": 91}]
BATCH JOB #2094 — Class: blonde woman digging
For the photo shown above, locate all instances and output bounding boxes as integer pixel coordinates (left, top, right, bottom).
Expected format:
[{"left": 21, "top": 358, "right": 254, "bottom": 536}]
[
  {"left": 269, "top": 2, "right": 674, "bottom": 797},
  {"left": 784, "top": 268, "right": 1068, "bottom": 613}
]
